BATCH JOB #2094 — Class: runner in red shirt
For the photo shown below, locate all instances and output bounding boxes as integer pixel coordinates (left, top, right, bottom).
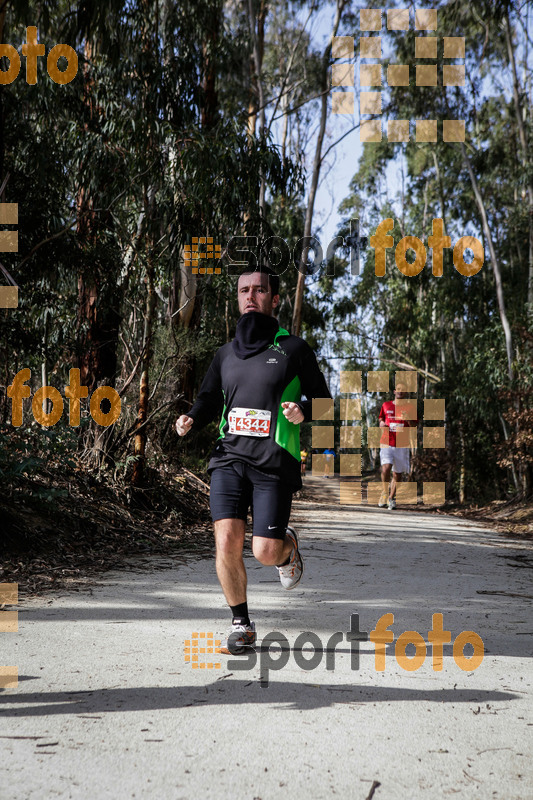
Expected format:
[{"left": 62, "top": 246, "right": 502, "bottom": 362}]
[{"left": 378, "top": 382, "right": 418, "bottom": 510}]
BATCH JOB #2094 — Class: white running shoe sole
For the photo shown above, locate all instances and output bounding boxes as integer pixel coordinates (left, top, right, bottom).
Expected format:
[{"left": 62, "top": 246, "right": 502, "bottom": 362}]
[{"left": 277, "top": 527, "right": 303, "bottom": 589}]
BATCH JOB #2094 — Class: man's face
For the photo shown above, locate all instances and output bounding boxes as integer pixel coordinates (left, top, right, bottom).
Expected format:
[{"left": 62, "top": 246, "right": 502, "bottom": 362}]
[
  {"left": 237, "top": 272, "right": 279, "bottom": 317},
  {"left": 394, "top": 383, "right": 407, "bottom": 400}
]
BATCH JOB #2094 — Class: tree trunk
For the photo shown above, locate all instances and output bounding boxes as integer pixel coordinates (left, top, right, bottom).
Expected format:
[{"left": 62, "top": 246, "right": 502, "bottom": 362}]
[
  {"left": 505, "top": 11, "right": 533, "bottom": 322},
  {"left": 247, "top": 0, "right": 268, "bottom": 221},
  {"left": 178, "top": 258, "right": 197, "bottom": 328},
  {"left": 458, "top": 420, "right": 465, "bottom": 504},
  {"left": 131, "top": 2, "right": 159, "bottom": 487},
  {"left": 201, "top": 1, "right": 220, "bottom": 130},
  {"left": 431, "top": 149, "right": 447, "bottom": 231},
  {"left": 292, "top": 0, "right": 346, "bottom": 336},
  {"left": 460, "top": 143, "right": 514, "bottom": 382},
  {"left": 76, "top": 40, "right": 122, "bottom": 465},
  {"left": 131, "top": 258, "right": 156, "bottom": 487},
  {"left": 0, "top": 2, "right": 7, "bottom": 185},
  {"left": 499, "top": 411, "right": 520, "bottom": 492},
  {"left": 171, "top": 6, "right": 221, "bottom": 403}
]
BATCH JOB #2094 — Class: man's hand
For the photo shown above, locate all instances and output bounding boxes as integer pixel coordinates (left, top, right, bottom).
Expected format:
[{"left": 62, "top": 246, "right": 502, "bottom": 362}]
[
  {"left": 281, "top": 402, "right": 304, "bottom": 424},
  {"left": 175, "top": 415, "right": 194, "bottom": 436}
]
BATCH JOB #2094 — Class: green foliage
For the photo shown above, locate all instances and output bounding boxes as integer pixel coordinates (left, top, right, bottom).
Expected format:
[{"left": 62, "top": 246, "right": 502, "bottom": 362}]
[
  {"left": 324, "top": 0, "right": 533, "bottom": 501},
  {"left": 0, "top": 422, "right": 78, "bottom": 501}
]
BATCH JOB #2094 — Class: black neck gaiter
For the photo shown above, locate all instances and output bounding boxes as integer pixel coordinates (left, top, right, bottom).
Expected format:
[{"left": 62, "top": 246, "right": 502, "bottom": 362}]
[{"left": 232, "top": 311, "right": 280, "bottom": 360}]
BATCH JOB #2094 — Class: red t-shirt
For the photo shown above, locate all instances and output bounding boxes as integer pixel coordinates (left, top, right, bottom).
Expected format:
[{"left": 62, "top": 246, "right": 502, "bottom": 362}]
[{"left": 378, "top": 400, "right": 418, "bottom": 446}]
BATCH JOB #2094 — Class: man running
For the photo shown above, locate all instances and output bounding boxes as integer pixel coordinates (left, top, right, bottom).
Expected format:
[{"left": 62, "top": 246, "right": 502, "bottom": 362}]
[
  {"left": 378, "top": 382, "right": 418, "bottom": 510},
  {"left": 175, "top": 265, "right": 331, "bottom": 652}
]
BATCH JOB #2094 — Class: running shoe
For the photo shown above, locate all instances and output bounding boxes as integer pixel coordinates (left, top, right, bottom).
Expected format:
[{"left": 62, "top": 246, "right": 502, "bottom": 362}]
[
  {"left": 277, "top": 527, "right": 303, "bottom": 589},
  {"left": 226, "top": 621, "right": 256, "bottom": 655},
  {"left": 388, "top": 498, "right": 396, "bottom": 510},
  {"left": 378, "top": 492, "right": 388, "bottom": 508}
]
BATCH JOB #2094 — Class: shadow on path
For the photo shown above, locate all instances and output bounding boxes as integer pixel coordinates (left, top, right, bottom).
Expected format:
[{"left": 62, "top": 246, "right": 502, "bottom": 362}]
[{"left": 0, "top": 681, "right": 518, "bottom": 716}]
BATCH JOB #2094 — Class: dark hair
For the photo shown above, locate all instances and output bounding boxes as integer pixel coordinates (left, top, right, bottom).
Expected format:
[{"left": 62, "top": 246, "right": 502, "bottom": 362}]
[{"left": 239, "top": 264, "right": 279, "bottom": 297}]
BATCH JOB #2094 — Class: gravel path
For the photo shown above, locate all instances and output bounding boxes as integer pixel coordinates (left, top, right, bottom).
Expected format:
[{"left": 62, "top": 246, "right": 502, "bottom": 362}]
[{"left": 1, "top": 479, "right": 532, "bottom": 799}]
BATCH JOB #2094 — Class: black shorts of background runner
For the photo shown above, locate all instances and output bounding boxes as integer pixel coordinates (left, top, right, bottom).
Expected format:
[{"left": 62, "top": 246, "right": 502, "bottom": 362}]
[{"left": 209, "top": 462, "right": 292, "bottom": 540}]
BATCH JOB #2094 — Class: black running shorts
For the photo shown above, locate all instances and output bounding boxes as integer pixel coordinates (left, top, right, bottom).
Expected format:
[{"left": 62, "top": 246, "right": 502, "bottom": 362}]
[{"left": 209, "top": 461, "right": 293, "bottom": 539}]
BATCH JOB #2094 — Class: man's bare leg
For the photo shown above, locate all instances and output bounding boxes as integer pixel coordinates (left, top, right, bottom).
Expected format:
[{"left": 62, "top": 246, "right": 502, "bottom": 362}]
[
  {"left": 381, "top": 463, "right": 392, "bottom": 498},
  {"left": 252, "top": 534, "right": 293, "bottom": 566},
  {"left": 390, "top": 470, "right": 402, "bottom": 499},
  {"left": 214, "top": 518, "right": 247, "bottom": 606},
  {"left": 214, "top": 520, "right": 294, "bottom": 605}
]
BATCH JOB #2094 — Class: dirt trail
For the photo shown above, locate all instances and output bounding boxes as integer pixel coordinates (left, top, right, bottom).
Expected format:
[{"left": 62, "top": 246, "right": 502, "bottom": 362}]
[{"left": 1, "top": 479, "right": 532, "bottom": 799}]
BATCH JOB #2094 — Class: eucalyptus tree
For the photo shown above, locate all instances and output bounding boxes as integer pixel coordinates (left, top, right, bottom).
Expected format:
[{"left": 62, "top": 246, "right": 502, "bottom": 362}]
[{"left": 330, "top": 0, "right": 533, "bottom": 499}]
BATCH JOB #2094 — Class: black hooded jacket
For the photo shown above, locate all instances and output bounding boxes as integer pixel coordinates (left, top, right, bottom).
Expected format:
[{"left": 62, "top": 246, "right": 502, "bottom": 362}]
[{"left": 188, "top": 312, "right": 331, "bottom": 489}]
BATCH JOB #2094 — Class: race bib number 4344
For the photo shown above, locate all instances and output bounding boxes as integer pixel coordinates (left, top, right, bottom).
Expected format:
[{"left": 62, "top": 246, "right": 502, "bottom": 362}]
[{"left": 228, "top": 408, "right": 271, "bottom": 437}]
